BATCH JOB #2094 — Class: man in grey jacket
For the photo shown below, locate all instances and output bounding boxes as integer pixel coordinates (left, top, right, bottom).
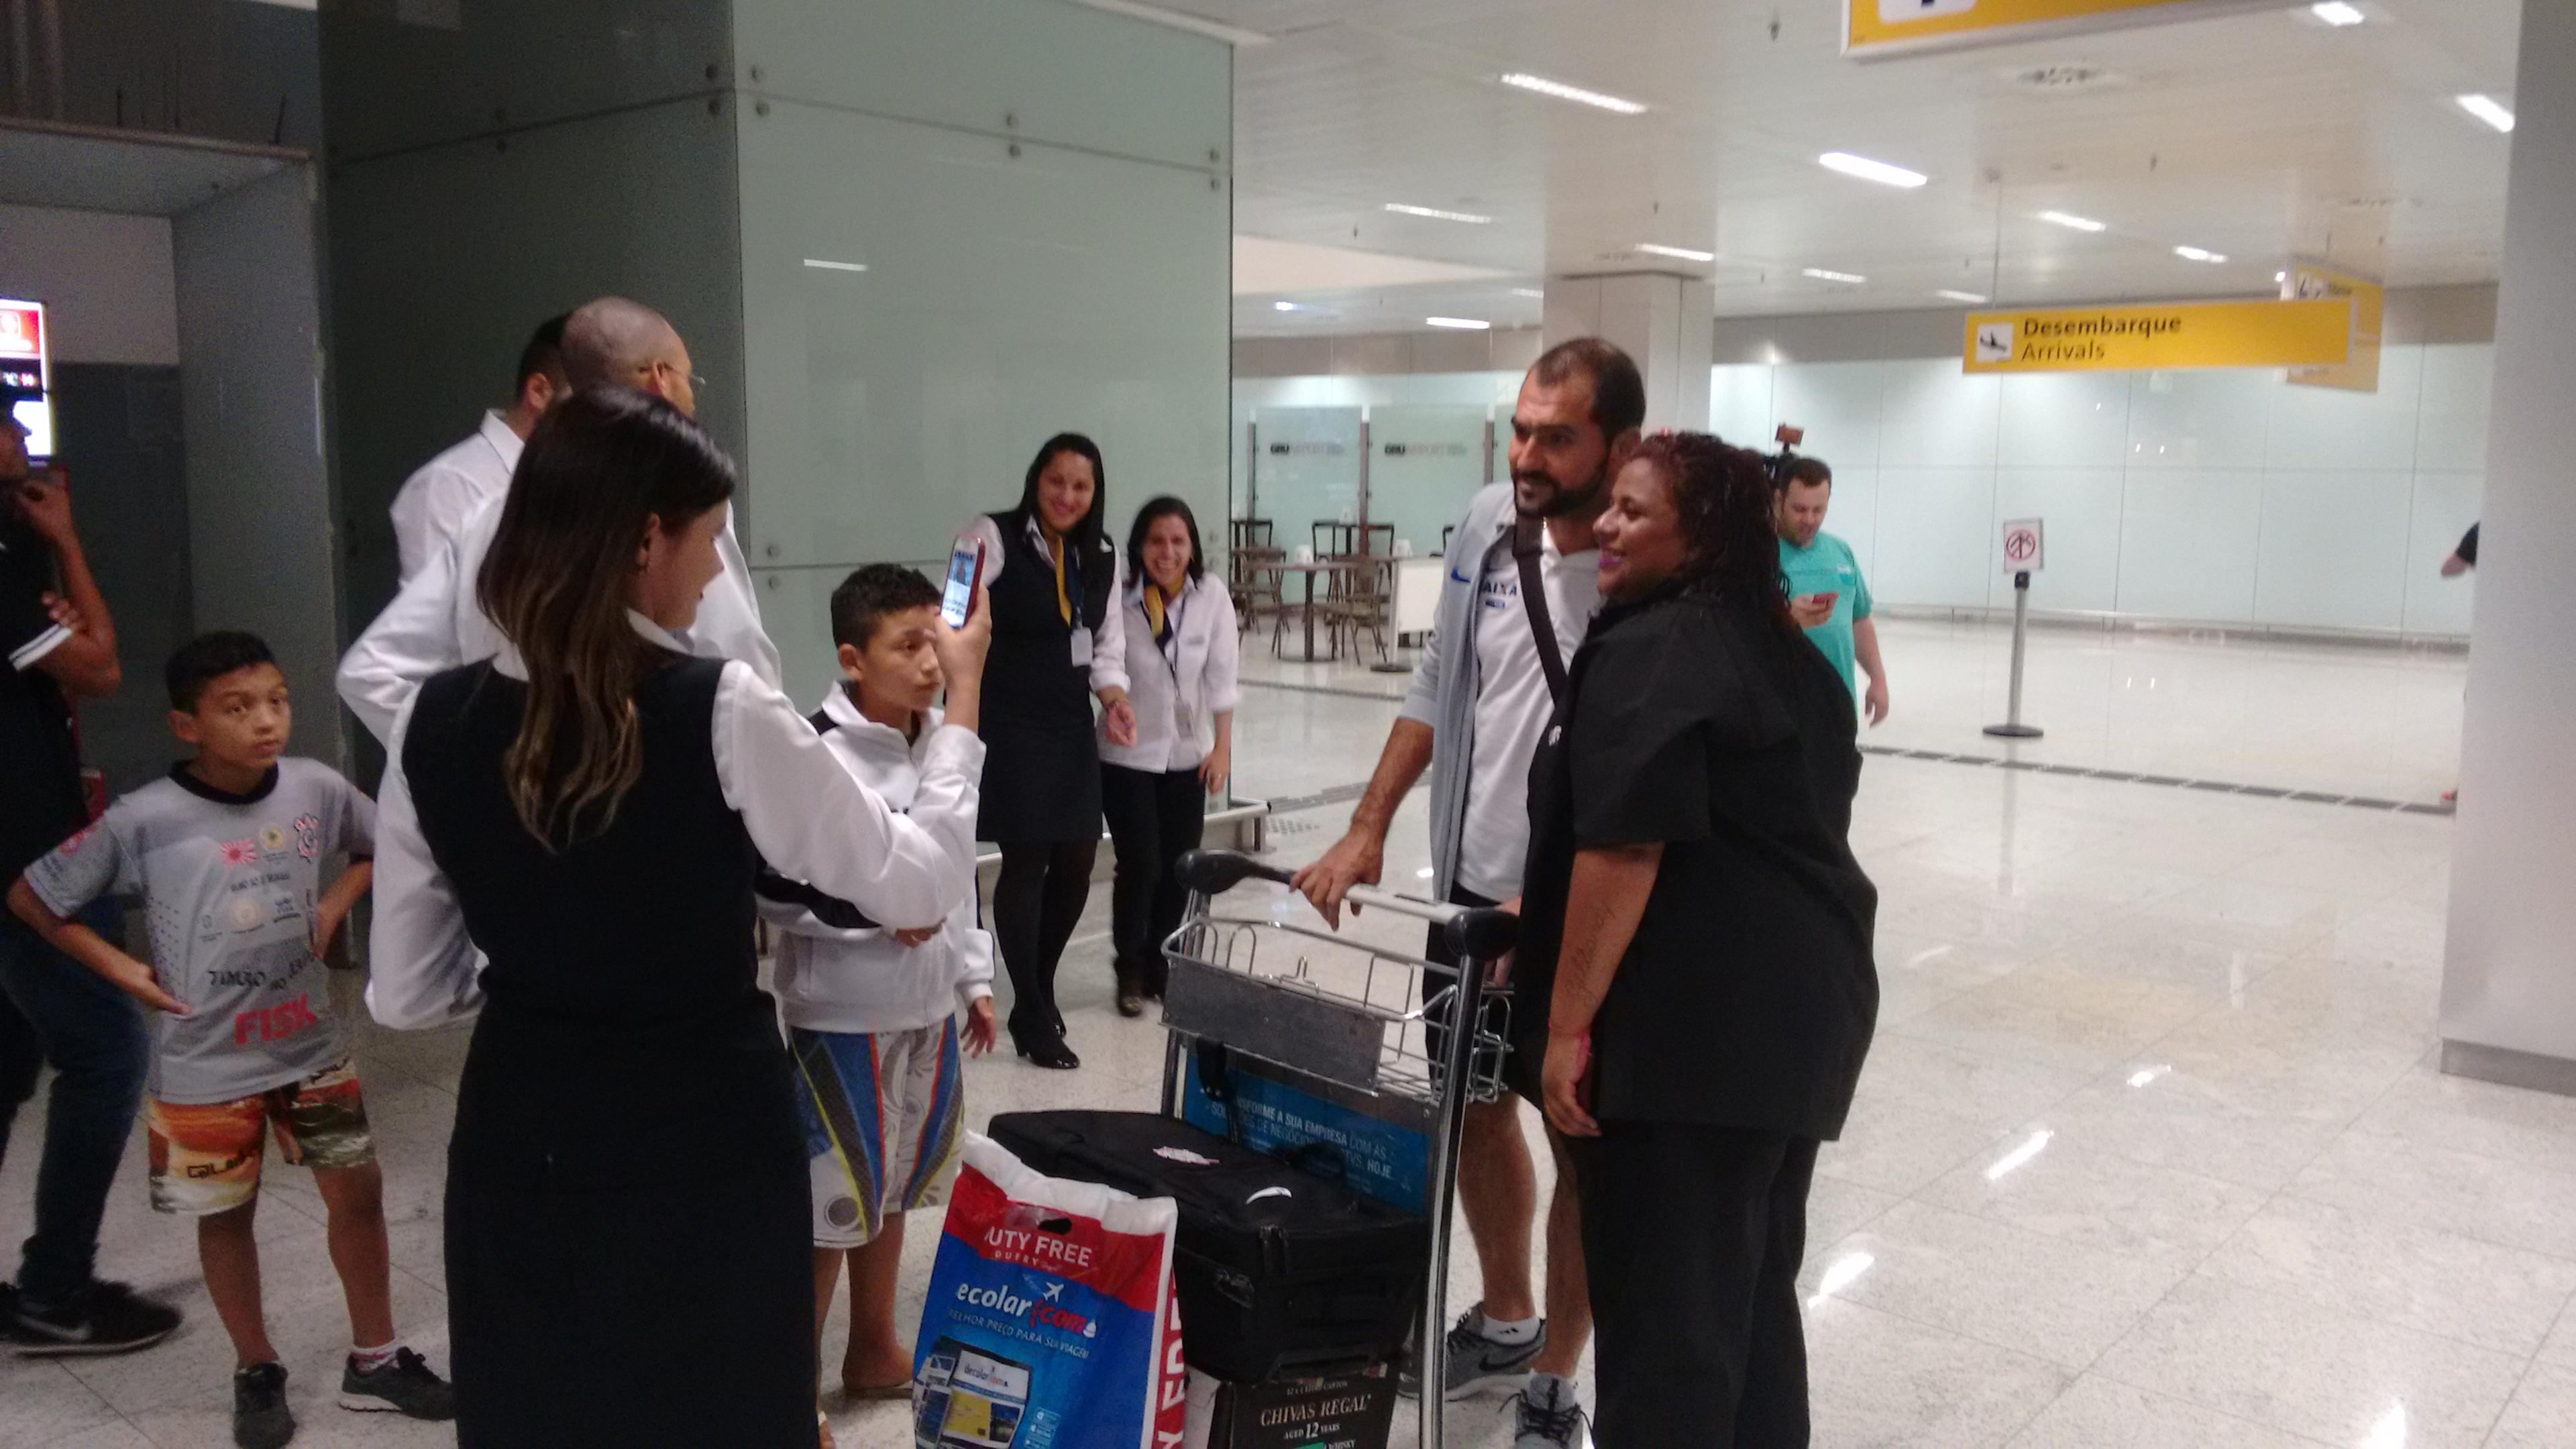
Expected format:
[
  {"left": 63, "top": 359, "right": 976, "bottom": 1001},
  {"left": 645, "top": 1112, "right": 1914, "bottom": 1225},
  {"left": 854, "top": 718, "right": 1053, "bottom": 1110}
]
[{"left": 1294, "top": 337, "right": 1642, "bottom": 1449}]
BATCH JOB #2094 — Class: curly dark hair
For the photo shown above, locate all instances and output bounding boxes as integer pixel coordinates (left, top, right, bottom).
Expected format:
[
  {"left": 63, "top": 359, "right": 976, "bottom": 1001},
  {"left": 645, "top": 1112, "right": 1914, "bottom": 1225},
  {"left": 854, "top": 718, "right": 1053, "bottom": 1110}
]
[{"left": 1627, "top": 431, "right": 1791, "bottom": 630}]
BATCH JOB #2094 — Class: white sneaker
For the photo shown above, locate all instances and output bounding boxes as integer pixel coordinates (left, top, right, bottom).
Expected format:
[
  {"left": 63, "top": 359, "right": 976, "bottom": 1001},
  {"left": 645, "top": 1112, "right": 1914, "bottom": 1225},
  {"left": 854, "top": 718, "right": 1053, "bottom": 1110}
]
[{"left": 1511, "top": 1374, "right": 1589, "bottom": 1449}]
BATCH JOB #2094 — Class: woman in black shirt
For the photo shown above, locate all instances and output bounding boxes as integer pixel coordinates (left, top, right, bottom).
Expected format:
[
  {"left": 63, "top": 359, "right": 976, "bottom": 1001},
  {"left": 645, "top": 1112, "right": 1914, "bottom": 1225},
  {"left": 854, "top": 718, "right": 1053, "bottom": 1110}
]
[{"left": 1509, "top": 431, "right": 1878, "bottom": 1448}]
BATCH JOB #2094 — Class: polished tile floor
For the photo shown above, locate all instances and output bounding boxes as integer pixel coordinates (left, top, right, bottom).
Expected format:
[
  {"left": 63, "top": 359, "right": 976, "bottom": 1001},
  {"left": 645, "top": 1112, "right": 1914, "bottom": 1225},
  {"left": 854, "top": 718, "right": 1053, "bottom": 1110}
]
[{"left": 8, "top": 620, "right": 2564, "bottom": 1448}]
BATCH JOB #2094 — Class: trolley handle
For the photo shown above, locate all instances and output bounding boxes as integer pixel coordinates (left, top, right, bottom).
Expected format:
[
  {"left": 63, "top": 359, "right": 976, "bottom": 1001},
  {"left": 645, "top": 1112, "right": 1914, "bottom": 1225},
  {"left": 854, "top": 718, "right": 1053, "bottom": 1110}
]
[{"left": 1173, "top": 850, "right": 1521, "bottom": 962}]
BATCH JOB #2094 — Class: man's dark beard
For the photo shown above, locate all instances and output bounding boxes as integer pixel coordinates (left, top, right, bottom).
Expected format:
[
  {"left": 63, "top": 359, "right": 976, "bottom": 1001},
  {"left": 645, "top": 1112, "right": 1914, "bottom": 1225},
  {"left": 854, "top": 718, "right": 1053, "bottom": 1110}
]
[{"left": 1513, "top": 460, "right": 1609, "bottom": 521}]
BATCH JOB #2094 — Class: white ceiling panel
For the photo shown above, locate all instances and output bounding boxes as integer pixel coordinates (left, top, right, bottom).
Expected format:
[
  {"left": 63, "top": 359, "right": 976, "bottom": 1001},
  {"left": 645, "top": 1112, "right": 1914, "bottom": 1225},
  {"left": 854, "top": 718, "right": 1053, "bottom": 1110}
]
[{"left": 1208, "top": 0, "right": 2520, "bottom": 334}]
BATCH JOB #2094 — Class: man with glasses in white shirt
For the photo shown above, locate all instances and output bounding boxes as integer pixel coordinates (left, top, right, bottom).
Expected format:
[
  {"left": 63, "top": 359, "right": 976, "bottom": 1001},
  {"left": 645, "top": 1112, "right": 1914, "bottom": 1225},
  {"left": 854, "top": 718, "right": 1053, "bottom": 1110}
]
[{"left": 338, "top": 297, "right": 779, "bottom": 745}]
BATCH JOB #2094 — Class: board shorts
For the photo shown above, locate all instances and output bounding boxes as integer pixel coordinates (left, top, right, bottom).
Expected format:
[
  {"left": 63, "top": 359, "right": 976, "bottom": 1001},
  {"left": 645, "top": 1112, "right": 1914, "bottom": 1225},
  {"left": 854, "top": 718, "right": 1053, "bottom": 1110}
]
[
  {"left": 790, "top": 1020, "right": 965, "bottom": 1249},
  {"left": 146, "top": 1056, "right": 374, "bottom": 1216}
]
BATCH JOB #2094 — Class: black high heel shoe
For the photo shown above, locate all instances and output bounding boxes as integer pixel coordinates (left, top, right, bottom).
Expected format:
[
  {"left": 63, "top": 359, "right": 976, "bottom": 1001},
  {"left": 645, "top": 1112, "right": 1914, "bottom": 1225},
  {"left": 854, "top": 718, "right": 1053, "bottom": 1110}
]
[{"left": 1015, "top": 1037, "right": 1081, "bottom": 1070}]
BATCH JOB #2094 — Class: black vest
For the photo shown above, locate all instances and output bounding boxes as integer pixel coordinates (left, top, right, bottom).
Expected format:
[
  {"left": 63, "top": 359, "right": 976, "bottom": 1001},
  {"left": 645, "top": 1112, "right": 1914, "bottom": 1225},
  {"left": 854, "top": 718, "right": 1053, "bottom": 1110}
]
[
  {"left": 983, "top": 508, "right": 1116, "bottom": 738},
  {"left": 407, "top": 653, "right": 804, "bottom": 1191},
  {"left": 402, "top": 654, "right": 763, "bottom": 1043}
]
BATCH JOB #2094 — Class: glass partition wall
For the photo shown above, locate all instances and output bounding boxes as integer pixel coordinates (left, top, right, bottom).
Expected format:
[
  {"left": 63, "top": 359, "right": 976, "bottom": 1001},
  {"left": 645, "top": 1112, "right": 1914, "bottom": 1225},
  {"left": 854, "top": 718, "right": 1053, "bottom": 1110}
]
[{"left": 1244, "top": 403, "right": 1495, "bottom": 561}]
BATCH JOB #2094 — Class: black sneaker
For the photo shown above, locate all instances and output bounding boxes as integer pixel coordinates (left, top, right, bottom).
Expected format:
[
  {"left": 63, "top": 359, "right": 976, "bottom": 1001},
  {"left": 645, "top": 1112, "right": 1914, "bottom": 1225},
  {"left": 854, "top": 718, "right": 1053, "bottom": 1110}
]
[
  {"left": 339, "top": 1346, "right": 457, "bottom": 1419},
  {"left": 1398, "top": 1304, "right": 1547, "bottom": 1401},
  {"left": 233, "top": 1361, "right": 295, "bottom": 1449},
  {"left": 13, "top": 1279, "right": 182, "bottom": 1357}
]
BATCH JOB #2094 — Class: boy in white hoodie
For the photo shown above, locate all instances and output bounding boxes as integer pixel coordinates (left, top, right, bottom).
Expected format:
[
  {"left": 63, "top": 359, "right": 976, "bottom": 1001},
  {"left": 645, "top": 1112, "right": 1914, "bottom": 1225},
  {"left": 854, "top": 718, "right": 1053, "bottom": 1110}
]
[{"left": 760, "top": 565, "right": 998, "bottom": 1403}]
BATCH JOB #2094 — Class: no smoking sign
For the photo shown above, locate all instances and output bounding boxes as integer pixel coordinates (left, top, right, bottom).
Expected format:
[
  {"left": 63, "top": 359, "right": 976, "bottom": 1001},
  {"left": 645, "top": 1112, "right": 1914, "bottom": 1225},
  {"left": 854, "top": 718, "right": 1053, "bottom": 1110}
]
[{"left": 2000, "top": 517, "right": 2045, "bottom": 575}]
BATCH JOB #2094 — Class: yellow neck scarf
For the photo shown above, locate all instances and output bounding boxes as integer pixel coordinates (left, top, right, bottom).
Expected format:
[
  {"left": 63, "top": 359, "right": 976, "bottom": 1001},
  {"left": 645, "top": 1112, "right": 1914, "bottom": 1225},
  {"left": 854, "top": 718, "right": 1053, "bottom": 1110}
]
[
  {"left": 1046, "top": 529, "right": 1073, "bottom": 626},
  {"left": 1142, "top": 581, "right": 1172, "bottom": 640}
]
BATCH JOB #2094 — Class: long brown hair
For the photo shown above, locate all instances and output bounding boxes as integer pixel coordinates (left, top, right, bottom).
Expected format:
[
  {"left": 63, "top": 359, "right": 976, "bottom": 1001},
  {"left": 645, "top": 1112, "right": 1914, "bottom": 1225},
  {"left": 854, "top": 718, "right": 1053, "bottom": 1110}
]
[
  {"left": 1627, "top": 431, "right": 1793, "bottom": 632},
  {"left": 476, "top": 388, "right": 737, "bottom": 848}
]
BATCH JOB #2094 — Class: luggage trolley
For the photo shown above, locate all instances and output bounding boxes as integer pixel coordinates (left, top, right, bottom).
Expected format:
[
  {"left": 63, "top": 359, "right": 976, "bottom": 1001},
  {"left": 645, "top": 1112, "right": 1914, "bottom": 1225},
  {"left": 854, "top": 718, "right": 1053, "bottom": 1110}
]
[{"left": 1158, "top": 850, "right": 1521, "bottom": 1449}]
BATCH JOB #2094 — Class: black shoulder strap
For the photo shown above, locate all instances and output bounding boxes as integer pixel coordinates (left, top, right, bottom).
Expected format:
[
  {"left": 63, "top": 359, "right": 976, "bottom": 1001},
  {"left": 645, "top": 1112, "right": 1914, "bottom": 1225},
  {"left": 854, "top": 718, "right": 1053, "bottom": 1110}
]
[
  {"left": 753, "top": 702, "right": 875, "bottom": 929},
  {"left": 1513, "top": 516, "right": 1570, "bottom": 705}
]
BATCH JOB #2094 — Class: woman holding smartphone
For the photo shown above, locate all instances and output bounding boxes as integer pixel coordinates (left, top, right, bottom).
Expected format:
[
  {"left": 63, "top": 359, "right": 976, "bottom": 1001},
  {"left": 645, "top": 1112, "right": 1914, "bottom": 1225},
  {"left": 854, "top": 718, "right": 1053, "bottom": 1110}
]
[
  {"left": 366, "top": 390, "right": 991, "bottom": 1446},
  {"left": 961, "top": 434, "right": 1134, "bottom": 1069},
  {"left": 1099, "top": 496, "right": 1237, "bottom": 1017}
]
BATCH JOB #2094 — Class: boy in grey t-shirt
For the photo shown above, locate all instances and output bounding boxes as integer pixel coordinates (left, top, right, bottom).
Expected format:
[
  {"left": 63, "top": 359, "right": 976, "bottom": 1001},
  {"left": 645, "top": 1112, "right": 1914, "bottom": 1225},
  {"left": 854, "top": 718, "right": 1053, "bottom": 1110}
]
[{"left": 6, "top": 632, "right": 453, "bottom": 1446}]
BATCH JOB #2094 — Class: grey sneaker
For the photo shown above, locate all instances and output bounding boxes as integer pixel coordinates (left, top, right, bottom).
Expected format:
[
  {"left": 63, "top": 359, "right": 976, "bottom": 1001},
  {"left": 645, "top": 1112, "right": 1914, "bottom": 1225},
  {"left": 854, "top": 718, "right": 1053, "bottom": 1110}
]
[
  {"left": 339, "top": 1347, "right": 457, "bottom": 1419},
  {"left": 1511, "top": 1374, "right": 1589, "bottom": 1449},
  {"left": 1399, "top": 1305, "right": 1546, "bottom": 1401},
  {"left": 233, "top": 1361, "right": 295, "bottom": 1449}
]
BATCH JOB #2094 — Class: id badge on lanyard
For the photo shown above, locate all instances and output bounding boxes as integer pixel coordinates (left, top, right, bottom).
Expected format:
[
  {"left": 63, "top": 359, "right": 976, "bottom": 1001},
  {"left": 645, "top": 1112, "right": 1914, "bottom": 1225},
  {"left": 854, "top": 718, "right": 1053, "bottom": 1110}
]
[{"left": 1069, "top": 627, "right": 1093, "bottom": 667}]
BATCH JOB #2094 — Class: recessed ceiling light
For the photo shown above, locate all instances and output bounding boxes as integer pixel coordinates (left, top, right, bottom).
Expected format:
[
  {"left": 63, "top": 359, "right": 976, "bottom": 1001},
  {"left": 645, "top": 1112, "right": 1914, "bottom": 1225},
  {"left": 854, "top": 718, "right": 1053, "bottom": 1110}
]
[
  {"left": 2311, "top": 1, "right": 2366, "bottom": 23},
  {"left": 1634, "top": 242, "right": 1716, "bottom": 262},
  {"left": 1425, "top": 316, "right": 1492, "bottom": 330},
  {"left": 801, "top": 258, "right": 868, "bottom": 272},
  {"left": 1818, "top": 151, "right": 1928, "bottom": 189},
  {"left": 2173, "top": 245, "right": 2228, "bottom": 263},
  {"left": 1061, "top": 0, "right": 1271, "bottom": 46},
  {"left": 1509, "top": 288, "right": 1545, "bottom": 299},
  {"left": 2457, "top": 93, "right": 2516, "bottom": 132},
  {"left": 1803, "top": 268, "right": 1868, "bottom": 284},
  {"left": 2275, "top": 271, "right": 2288, "bottom": 283},
  {"left": 1272, "top": 301, "right": 1299, "bottom": 312},
  {"left": 1935, "top": 289, "right": 1990, "bottom": 303},
  {"left": 1498, "top": 72, "right": 1647, "bottom": 115},
  {"left": 1383, "top": 203, "right": 1493, "bottom": 225},
  {"left": 2037, "top": 211, "right": 2108, "bottom": 233}
]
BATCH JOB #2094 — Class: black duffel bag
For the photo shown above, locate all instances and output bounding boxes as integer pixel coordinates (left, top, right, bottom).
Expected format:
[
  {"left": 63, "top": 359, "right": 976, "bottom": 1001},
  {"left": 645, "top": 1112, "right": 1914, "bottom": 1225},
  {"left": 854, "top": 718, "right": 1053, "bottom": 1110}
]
[{"left": 986, "top": 1110, "right": 1428, "bottom": 1383}]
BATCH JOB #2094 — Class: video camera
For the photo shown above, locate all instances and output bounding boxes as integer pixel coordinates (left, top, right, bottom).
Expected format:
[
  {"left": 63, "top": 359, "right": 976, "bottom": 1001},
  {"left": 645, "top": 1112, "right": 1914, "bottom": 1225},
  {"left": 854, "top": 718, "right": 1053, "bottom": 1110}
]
[{"left": 1765, "top": 423, "right": 1805, "bottom": 483}]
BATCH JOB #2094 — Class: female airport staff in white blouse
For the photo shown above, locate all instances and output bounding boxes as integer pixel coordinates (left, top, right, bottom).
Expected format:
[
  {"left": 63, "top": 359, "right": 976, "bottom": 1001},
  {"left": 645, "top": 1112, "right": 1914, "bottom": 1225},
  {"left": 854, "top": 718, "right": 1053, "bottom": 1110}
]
[
  {"left": 363, "top": 389, "right": 989, "bottom": 1447},
  {"left": 1099, "top": 496, "right": 1238, "bottom": 1018}
]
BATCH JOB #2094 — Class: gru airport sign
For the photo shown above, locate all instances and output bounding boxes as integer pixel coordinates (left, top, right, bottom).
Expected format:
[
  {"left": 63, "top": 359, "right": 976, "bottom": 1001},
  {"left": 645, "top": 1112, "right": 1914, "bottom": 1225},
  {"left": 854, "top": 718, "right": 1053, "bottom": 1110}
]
[
  {"left": 1963, "top": 299, "right": 2353, "bottom": 375},
  {"left": 1846, "top": 0, "right": 2284, "bottom": 60}
]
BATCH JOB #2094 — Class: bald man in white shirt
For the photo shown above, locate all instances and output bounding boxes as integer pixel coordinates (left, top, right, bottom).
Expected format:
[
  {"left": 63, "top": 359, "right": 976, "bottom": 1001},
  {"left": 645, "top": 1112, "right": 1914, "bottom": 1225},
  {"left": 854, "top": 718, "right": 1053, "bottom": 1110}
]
[
  {"left": 338, "top": 297, "right": 782, "bottom": 744},
  {"left": 385, "top": 315, "right": 568, "bottom": 584}
]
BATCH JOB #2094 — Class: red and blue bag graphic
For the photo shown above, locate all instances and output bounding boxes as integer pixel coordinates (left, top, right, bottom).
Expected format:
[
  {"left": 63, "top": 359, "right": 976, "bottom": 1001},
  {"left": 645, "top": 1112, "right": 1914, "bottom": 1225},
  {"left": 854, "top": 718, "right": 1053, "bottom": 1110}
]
[{"left": 915, "top": 1134, "right": 1187, "bottom": 1449}]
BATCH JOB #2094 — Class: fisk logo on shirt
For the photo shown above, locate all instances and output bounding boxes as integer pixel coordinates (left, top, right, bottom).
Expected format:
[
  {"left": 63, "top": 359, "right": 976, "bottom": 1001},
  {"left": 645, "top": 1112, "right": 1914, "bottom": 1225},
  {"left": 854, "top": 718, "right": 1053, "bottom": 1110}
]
[{"left": 233, "top": 994, "right": 319, "bottom": 1046}]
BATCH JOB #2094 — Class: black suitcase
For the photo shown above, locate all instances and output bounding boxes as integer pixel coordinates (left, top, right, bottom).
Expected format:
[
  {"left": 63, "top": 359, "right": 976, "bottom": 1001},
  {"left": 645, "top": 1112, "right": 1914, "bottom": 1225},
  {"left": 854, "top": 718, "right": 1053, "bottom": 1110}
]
[{"left": 986, "top": 1110, "right": 1428, "bottom": 1383}]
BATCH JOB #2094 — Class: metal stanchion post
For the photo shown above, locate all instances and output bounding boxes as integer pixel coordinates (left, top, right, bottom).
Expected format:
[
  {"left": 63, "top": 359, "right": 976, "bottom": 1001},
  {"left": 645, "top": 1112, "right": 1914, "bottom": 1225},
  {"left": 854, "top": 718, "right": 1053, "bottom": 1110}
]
[{"left": 1984, "top": 570, "right": 2044, "bottom": 739}]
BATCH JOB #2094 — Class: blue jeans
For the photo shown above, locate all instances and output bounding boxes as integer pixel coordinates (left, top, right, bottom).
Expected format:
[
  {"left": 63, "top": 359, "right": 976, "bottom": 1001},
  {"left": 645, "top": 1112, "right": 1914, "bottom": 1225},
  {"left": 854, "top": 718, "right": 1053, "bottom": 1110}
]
[{"left": 0, "top": 906, "right": 146, "bottom": 1304}]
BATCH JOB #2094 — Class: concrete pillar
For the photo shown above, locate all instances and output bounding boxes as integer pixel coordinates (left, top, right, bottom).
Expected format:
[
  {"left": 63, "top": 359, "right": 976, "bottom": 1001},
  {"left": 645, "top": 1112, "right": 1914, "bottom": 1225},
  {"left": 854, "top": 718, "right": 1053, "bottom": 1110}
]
[
  {"left": 1542, "top": 273, "right": 1713, "bottom": 432},
  {"left": 2439, "top": 0, "right": 2576, "bottom": 1090}
]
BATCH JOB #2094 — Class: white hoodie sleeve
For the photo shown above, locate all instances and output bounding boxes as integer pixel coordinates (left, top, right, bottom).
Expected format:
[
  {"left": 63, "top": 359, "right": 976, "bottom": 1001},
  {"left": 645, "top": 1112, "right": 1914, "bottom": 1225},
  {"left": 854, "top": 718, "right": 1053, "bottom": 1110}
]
[
  {"left": 951, "top": 904, "right": 997, "bottom": 1013},
  {"left": 714, "top": 663, "right": 984, "bottom": 930}
]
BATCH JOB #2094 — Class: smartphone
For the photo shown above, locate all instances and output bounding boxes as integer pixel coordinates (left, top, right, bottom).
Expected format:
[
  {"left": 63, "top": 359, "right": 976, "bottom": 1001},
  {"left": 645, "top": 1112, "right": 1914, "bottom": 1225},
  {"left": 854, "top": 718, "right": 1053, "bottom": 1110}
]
[
  {"left": 940, "top": 536, "right": 985, "bottom": 627},
  {"left": 1774, "top": 423, "right": 1805, "bottom": 447}
]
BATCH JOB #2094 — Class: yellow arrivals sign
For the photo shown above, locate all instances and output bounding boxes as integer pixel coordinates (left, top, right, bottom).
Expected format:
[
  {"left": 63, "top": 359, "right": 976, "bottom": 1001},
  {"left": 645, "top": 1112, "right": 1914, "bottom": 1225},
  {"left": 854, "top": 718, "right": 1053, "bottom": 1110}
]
[
  {"left": 1963, "top": 299, "right": 2353, "bottom": 374},
  {"left": 1846, "top": 0, "right": 2281, "bottom": 60},
  {"left": 2284, "top": 260, "right": 2385, "bottom": 393}
]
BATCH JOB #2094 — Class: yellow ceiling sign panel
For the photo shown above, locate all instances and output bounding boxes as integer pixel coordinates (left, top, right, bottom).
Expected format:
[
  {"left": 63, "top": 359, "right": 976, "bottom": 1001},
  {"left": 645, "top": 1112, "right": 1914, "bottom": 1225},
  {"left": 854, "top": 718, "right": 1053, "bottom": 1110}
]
[
  {"left": 1846, "top": 0, "right": 2281, "bottom": 59},
  {"left": 2284, "top": 260, "right": 2385, "bottom": 394},
  {"left": 1963, "top": 299, "right": 2355, "bottom": 374}
]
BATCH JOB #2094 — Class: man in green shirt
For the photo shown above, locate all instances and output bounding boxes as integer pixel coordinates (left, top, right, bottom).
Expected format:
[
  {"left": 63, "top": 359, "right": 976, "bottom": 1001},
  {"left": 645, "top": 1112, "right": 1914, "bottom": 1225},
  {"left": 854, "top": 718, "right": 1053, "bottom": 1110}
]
[{"left": 1776, "top": 458, "right": 1890, "bottom": 724}]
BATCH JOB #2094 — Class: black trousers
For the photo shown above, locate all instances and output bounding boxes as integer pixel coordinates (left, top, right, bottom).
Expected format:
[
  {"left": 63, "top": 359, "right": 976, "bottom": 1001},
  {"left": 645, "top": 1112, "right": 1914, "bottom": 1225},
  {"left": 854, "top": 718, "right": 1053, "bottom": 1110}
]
[
  {"left": 1100, "top": 763, "right": 1205, "bottom": 994},
  {"left": 988, "top": 840, "right": 1097, "bottom": 1049},
  {"left": 1568, "top": 1122, "right": 1820, "bottom": 1449}
]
